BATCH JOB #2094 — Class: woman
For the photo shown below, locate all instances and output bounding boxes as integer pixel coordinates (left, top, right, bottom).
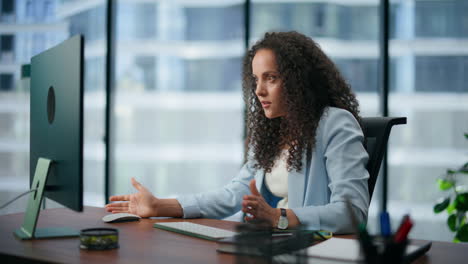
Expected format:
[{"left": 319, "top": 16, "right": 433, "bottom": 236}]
[{"left": 106, "top": 31, "right": 369, "bottom": 233}]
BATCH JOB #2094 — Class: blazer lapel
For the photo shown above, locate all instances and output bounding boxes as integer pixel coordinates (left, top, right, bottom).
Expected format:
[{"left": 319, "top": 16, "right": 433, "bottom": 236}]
[
  {"left": 288, "top": 150, "right": 308, "bottom": 207},
  {"left": 255, "top": 168, "right": 265, "bottom": 191}
]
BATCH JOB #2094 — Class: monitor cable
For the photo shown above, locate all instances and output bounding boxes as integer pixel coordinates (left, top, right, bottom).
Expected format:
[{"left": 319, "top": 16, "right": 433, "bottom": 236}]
[{"left": 0, "top": 189, "right": 38, "bottom": 210}]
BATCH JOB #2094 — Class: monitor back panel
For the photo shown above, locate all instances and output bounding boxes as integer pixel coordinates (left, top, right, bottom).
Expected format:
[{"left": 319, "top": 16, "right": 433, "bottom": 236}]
[{"left": 30, "top": 35, "right": 84, "bottom": 212}]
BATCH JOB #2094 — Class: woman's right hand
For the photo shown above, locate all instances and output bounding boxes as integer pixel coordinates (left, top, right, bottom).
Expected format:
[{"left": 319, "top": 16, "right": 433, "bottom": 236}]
[{"left": 105, "top": 178, "right": 159, "bottom": 217}]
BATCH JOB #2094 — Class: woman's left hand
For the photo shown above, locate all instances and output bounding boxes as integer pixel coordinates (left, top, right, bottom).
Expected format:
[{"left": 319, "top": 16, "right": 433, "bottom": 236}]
[{"left": 242, "top": 179, "right": 278, "bottom": 225}]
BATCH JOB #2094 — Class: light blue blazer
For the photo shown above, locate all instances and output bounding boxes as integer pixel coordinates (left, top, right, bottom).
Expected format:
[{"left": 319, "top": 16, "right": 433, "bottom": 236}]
[{"left": 177, "top": 107, "right": 370, "bottom": 234}]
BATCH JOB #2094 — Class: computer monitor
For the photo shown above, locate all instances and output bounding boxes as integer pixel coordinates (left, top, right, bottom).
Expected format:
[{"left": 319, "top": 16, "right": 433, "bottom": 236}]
[{"left": 14, "top": 35, "right": 84, "bottom": 240}]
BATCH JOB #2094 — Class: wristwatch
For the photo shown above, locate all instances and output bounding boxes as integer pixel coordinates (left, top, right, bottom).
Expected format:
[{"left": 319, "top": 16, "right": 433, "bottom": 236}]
[{"left": 277, "top": 208, "right": 288, "bottom": 230}]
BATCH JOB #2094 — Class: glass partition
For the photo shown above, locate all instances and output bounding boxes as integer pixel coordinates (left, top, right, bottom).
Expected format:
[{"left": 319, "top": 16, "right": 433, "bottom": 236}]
[
  {"left": 0, "top": 0, "right": 106, "bottom": 214},
  {"left": 250, "top": 0, "right": 382, "bottom": 228},
  {"left": 387, "top": 0, "right": 468, "bottom": 241},
  {"left": 111, "top": 1, "right": 245, "bottom": 203}
]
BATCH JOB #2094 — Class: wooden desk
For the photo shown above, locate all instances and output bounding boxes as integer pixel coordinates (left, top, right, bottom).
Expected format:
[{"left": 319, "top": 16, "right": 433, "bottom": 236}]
[{"left": 0, "top": 206, "right": 466, "bottom": 263}]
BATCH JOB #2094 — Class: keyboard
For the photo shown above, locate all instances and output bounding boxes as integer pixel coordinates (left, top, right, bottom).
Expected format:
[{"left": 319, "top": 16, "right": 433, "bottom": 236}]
[{"left": 153, "top": 222, "right": 238, "bottom": 241}]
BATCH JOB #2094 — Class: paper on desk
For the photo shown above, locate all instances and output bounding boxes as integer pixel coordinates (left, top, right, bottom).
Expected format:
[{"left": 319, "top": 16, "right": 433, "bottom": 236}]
[
  {"left": 306, "top": 237, "right": 423, "bottom": 263},
  {"left": 306, "top": 238, "right": 363, "bottom": 262}
]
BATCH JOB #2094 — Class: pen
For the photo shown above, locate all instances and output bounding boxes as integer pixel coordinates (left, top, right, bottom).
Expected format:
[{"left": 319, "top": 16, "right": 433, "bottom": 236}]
[
  {"left": 313, "top": 231, "right": 327, "bottom": 240},
  {"left": 396, "top": 214, "right": 409, "bottom": 232},
  {"left": 394, "top": 216, "right": 413, "bottom": 243},
  {"left": 380, "top": 211, "right": 391, "bottom": 237}
]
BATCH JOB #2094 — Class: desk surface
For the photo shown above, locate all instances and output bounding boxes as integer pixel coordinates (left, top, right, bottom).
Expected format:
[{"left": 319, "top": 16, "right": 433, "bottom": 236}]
[{"left": 0, "top": 206, "right": 466, "bottom": 264}]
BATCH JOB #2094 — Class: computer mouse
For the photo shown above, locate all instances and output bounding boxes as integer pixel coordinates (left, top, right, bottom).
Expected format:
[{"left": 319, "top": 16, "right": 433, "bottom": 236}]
[{"left": 102, "top": 213, "right": 141, "bottom": 223}]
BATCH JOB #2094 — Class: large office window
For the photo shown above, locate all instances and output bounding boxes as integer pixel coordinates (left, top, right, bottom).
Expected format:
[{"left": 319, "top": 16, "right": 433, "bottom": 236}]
[
  {"left": 1, "top": 0, "right": 465, "bottom": 244},
  {"left": 0, "top": 0, "right": 106, "bottom": 214},
  {"left": 110, "top": 1, "right": 245, "bottom": 202},
  {"left": 250, "top": 0, "right": 380, "bottom": 115},
  {"left": 387, "top": 0, "right": 468, "bottom": 241},
  {"left": 250, "top": 0, "right": 384, "bottom": 233},
  {"left": 250, "top": 0, "right": 467, "bottom": 242}
]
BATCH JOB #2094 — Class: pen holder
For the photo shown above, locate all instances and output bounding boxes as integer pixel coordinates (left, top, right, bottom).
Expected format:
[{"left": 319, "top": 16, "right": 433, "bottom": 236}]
[
  {"left": 383, "top": 237, "right": 408, "bottom": 264},
  {"left": 362, "top": 236, "right": 407, "bottom": 264}
]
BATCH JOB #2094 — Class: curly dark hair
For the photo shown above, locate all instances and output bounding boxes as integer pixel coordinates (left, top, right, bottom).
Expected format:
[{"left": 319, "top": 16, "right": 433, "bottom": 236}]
[{"left": 242, "top": 31, "right": 361, "bottom": 173}]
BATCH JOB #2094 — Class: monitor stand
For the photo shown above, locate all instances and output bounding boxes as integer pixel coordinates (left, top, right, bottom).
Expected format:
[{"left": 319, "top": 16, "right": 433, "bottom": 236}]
[{"left": 14, "top": 158, "right": 79, "bottom": 240}]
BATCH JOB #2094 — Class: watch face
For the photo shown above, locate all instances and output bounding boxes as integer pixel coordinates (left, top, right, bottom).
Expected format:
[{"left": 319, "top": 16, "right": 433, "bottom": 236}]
[{"left": 278, "top": 216, "right": 288, "bottom": 229}]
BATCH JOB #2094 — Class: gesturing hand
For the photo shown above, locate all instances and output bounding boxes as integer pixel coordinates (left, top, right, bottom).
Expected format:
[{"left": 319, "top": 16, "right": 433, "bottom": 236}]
[
  {"left": 242, "top": 179, "right": 278, "bottom": 225},
  {"left": 105, "top": 178, "right": 159, "bottom": 218}
]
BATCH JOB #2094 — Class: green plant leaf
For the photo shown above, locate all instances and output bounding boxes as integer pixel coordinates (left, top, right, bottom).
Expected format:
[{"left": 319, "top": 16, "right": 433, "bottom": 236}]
[
  {"left": 434, "top": 197, "right": 450, "bottom": 213},
  {"left": 453, "top": 237, "right": 460, "bottom": 243},
  {"left": 460, "top": 164, "right": 468, "bottom": 174},
  {"left": 448, "top": 214, "right": 457, "bottom": 232},
  {"left": 437, "top": 178, "right": 454, "bottom": 190},
  {"left": 447, "top": 202, "right": 456, "bottom": 214},
  {"left": 455, "top": 193, "right": 468, "bottom": 211},
  {"left": 464, "top": 133, "right": 468, "bottom": 139},
  {"left": 458, "top": 212, "right": 466, "bottom": 227},
  {"left": 447, "top": 169, "right": 456, "bottom": 175},
  {"left": 455, "top": 224, "right": 468, "bottom": 242}
]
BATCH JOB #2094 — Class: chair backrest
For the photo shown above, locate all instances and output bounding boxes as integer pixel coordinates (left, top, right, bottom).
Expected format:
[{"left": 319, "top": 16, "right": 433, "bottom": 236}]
[{"left": 361, "top": 117, "right": 407, "bottom": 201}]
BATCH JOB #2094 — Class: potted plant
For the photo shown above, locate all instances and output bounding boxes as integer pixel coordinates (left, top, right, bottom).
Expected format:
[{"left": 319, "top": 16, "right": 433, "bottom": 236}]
[{"left": 433, "top": 133, "right": 468, "bottom": 242}]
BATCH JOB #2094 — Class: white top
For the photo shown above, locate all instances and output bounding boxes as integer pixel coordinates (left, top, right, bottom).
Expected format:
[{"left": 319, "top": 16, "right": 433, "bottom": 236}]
[{"left": 264, "top": 149, "right": 289, "bottom": 208}]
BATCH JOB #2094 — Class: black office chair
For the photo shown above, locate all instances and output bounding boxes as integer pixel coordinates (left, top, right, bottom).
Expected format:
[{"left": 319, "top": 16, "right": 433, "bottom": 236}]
[{"left": 361, "top": 117, "right": 407, "bottom": 201}]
